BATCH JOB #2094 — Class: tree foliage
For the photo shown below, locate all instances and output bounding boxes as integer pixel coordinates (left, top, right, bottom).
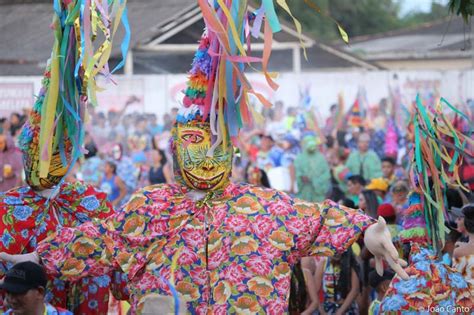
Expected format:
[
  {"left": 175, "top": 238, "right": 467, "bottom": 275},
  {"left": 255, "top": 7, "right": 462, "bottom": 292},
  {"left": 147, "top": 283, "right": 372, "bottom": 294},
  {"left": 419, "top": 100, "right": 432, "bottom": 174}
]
[{"left": 279, "top": 0, "right": 450, "bottom": 42}]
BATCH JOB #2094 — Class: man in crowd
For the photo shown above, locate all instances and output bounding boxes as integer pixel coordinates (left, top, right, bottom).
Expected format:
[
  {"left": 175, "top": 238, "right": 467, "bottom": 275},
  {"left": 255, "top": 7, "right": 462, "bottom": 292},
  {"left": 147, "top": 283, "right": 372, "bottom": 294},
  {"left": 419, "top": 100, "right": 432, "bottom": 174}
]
[
  {"left": 346, "top": 132, "right": 383, "bottom": 181},
  {"left": 347, "top": 175, "right": 366, "bottom": 207},
  {"left": 294, "top": 135, "right": 331, "bottom": 202},
  {"left": 381, "top": 157, "right": 397, "bottom": 187},
  {"left": 1, "top": 262, "right": 72, "bottom": 315}
]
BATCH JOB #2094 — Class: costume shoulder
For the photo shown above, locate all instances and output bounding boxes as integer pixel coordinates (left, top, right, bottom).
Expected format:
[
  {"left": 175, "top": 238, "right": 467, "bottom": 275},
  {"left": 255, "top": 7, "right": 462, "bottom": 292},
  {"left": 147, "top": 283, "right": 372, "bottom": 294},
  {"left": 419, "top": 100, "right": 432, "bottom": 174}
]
[
  {"left": 0, "top": 186, "right": 37, "bottom": 206},
  {"left": 243, "top": 183, "right": 321, "bottom": 217},
  {"left": 120, "top": 183, "right": 182, "bottom": 216},
  {"left": 57, "top": 181, "right": 114, "bottom": 220},
  {"left": 0, "top": 186, "right": 42, "bottom": 253}
]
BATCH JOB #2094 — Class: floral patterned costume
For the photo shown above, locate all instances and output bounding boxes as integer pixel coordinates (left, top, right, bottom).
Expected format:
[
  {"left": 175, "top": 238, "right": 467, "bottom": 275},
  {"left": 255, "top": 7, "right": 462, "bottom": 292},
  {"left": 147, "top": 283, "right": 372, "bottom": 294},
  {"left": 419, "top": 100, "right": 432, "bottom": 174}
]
[
  {"left": 453, "top": 254, "right": 474, "bottom": 297},
  {"left": 37, "top": 182, "right": 374, "bottom": 314},
  {"left": 380, "top": 245, "right": 474, "bottom": 314},
  {"left": 0, "top": 182, "right": 122, "bottom": 314}
]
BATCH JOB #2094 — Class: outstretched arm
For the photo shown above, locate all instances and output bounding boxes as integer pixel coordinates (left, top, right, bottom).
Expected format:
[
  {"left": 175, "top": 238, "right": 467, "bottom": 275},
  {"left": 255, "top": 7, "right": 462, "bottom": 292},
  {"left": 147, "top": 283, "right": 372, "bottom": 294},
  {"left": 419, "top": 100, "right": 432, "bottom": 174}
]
[{"left": 0, "top": 189, "right": 166, "bottom": 282}]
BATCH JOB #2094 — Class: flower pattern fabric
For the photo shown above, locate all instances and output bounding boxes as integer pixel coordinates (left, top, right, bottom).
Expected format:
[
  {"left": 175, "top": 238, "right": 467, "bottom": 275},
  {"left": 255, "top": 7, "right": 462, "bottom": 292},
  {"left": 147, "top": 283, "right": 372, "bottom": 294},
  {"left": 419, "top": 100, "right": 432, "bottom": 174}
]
[
  {"left": 0, "top": 182, "right": 120, "bottom": 315},
  {"left": 453, "top": 254, "right": 474, "bottom": 297},
  {"left": 37, "top": 182, "right": 374, "bottom": 314},
  {"left": 380, "top": 244, "right": 474, "bottom": 314}
]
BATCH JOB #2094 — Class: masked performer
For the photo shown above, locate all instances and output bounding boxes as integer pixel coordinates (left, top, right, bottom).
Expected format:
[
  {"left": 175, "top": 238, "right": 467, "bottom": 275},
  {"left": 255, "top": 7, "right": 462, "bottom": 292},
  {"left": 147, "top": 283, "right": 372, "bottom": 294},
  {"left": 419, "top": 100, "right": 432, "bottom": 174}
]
[
  {"left": 0, "top": 0, "right": 129, "bottom": 314},
  {"left": 0, "top": 1, "right": 407, "bottom": 314},
  {"left": 380, "top": 96, "right": 474, "bottom": 313}
]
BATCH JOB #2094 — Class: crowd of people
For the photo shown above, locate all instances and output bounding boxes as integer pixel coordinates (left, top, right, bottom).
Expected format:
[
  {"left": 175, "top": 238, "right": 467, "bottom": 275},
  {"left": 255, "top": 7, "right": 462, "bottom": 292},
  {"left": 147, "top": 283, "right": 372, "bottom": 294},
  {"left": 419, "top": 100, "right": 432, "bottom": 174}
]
[{"left": 1, "top": 94, "right": 473, "bottom": 314}]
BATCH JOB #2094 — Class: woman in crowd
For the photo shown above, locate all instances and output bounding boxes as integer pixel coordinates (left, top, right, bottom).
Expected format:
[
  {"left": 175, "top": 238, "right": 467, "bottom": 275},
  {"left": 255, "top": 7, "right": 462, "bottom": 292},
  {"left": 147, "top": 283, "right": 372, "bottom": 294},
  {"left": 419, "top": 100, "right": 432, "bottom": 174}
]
[
  {"left": 148, "top": 149, "right": 172, "bottom": 185},
  {"left": 245, "top": 164, "right": 270, "bottom": 188},
  {"left": 315, "top": 248, "right": 361, "bottom": 315},
  {"left": 358, "top": 189, "right": 380, "bottom": 218},
  {"left": 358, "top": 190, "right": 380, "bottom": 313},
  {"left": 100, "top": 161, "right": 127, "bottom": 208},
  {"left": 453, "top": 204, "right": 474, "bottom": 295}
]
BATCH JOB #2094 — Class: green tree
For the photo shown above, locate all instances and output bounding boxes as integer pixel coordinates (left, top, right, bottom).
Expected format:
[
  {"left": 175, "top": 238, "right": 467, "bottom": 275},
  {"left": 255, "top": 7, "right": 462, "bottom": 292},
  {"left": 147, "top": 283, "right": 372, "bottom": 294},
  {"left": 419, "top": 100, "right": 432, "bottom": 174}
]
[{"left": 278, "top": 0, "right": 449, "bottom": 42}]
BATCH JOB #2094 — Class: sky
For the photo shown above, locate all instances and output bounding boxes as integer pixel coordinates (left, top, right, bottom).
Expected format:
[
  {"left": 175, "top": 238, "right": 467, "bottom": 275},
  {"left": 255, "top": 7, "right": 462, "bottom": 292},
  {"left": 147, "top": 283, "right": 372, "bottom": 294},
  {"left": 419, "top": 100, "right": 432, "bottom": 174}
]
[{"left": 397, "top": 0, "right": 450, "bottom": 16}]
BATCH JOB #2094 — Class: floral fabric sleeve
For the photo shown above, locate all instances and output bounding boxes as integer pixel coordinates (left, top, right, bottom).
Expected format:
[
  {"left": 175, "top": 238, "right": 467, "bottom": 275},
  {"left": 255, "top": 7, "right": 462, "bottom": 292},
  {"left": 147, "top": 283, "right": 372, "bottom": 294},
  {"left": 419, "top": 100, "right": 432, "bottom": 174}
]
[
  {"left": 37, "top": 187, "right": 169, "bottom": 282},
  {"left": 306, "top": 200, "right": 375, "bottom": 257}
]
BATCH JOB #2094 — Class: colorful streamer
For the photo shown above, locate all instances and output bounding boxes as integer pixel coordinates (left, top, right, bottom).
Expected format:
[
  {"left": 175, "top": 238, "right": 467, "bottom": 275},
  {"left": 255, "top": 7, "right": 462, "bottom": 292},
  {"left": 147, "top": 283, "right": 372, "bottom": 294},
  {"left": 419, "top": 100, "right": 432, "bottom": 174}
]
[
  {"left": 410, "top": 94, "right": 474, "bottom": 253},
  {"left": 182, "top": 1, "right": 307, "bottom": 148},
  {"left": 19, "top": 0, "right": 129, "bottom": 190}
]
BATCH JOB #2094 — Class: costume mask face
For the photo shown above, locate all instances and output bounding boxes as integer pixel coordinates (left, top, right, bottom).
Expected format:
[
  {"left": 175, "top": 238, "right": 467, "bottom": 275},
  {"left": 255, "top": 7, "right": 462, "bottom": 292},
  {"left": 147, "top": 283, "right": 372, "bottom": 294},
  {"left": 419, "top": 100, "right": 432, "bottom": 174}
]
[
  {"left": 23, "top": 145, "right": 69, "bottom": 190},
  {"left": 112, "top": 144, "right": 122, "bottom": 160},
  {"left": 174, "top": 121, "right": 232, "bottom": 191}
]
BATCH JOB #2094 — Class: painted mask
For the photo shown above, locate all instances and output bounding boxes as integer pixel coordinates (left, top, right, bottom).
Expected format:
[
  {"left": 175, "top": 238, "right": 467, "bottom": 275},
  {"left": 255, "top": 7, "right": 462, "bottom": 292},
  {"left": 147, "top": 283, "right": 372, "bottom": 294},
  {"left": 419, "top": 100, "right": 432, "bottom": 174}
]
[
  {"left": 173, "top": 121, "right": 232, "bottom": 191},
  {"left": 23, "top": 147, "right": 70, "bottom": 190}
]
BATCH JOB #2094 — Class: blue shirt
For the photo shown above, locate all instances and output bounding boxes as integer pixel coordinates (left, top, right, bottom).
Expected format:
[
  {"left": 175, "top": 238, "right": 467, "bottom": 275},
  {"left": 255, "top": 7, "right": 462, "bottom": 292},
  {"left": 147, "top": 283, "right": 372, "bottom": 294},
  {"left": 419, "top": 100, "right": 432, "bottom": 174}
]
[{"left": 6, "top": 303, "right": 72, "bottom": 315}]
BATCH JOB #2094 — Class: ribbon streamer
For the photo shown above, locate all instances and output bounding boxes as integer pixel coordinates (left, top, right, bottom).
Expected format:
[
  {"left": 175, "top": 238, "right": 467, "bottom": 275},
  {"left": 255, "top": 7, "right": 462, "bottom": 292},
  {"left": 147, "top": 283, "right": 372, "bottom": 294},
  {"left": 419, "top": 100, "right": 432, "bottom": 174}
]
[
  {"left": 411, "top": 94, "right": 473, "bottom": 253},
  {"left": 19, "top": 0, "right": 129, "bottom": 190}
]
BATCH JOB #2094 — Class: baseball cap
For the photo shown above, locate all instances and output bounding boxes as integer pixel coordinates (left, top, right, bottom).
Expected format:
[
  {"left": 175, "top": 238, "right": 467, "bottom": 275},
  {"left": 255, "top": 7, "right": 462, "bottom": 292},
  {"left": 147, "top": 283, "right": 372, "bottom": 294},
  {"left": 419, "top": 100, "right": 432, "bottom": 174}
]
[
  {"left": 0, "top": 262, "right": 47, "bottom": 294},
  {"left": 366, "top": 178, "right": 389, "bottom": 192},
  {"left": 377, "top": 203, "right": 396, "bottom": 218}
]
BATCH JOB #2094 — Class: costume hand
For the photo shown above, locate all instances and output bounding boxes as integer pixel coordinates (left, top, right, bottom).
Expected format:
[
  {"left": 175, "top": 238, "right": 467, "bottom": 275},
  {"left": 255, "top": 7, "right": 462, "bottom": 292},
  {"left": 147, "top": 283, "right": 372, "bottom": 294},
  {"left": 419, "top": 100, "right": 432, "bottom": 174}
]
[
  {"left": 364, "top": 217, "right": 409, "bottom": 280},
  {"left": 0, "top": 252, "right": 39, "bottom": 265}
]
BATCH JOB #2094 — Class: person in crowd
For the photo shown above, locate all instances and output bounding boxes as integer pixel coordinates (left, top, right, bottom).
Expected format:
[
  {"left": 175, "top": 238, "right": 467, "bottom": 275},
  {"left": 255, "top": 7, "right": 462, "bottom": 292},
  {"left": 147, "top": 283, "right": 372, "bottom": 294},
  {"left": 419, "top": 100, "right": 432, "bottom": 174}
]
[
  {"left": 162, "top": 113, "right": 173, "bottom": 131},
  {"left": 91, "top": 112, "right": 110, "bottom": 148},
  {"left": 275, "top": 134, "right": 300, "bottom": 194},
  {"left": 368, "top": 127, "right": 386, "bottom": 159},
  {"left": 100, "top": 161, "right": 127, "bottom": 208},
  {"left": 299, "top": 256, "right": 322, "bottom": 315},
  {"left": 389, "top": 180, "right": 410, "bottom": 225},
  {"left": 8, "top": 113, "right": 24, "bottom": 138},
  {"left": 377, "top": 203, "right": 403, "bottom": 256},
  {"left": 245, "top": 164, "right": 270, "bottom": 188},
  {"left": 358, "top": 189, "right": 381, "bottom": 315},
  {"left": 341, "top": 198, "right": 356, "bottom": 209},
  {"left": 459, "top": 157, "right": 474, "bottom": 200},
  {"left": 324, "top": 103, "right": 338, "bottom": 135},
  {"left": 265, "top": 101, "right": 285, "bottom": 140},
  {"left": 80, "top": 137, "right": 103, "bottom": 188},
  {"left": 377, "top": 204, "right": 400, "bottom": 236},
  {"left": 147, "top": 114, "right": 163, "bottom": 137},
  {"left": 346, "top": 175, "right": 366, "bottom": 207},
  {"left": 83, "top": 131, "right": 98, "bottom": 159},
  {"left": 453, "top": 204, "right": 474, "bottom": 296},
  {"left": 346, "top": 132, "right": 382, "bottom": 181},
  {"left": 315, "top": 248, "right": 361, "bottom": 315},
  {"left": 330, "top": 149, "right": 351, "bottom": 195},
  {"left": 294, "top": 135, "right": 331, "bottom": 202},
  {"left": 368, "top": 269, "right": 395, "bottom": 315},
  {"left": 381, "top": 157, "right": 397, "bottom": 186},
  {"left": 256, "top": 134, "right": 282, "bottom": 172},
  {"left": 1, "top": 262, "right": 73, "bottom": 315},
  {"left": 148, "top": 149, "right": 172, "bottom": 185},
  {"left": 110, "top": 143, "right": 138, "bottom": 206},
  {"left": 284, "top": 107, "right": 297, "bottom": 132},
  {"left": 366, "top": 178, "right": 389, "bottom": 203},
  {"left": 359, "top": 189, "right": 380, "bottom": 219},
  {"left": 346, "top": 127, "right": 361, "bottom": 151},
  {"left": 442, "top": 230, "right": 463, "bottom": 265},
  {"left": 0, "top": 134, "right": 22, "bottom": 192},
  {"left": 452, "top": 203, "right": 471, "bottom": 243},
  {"left": 108, "top": 111, "right": 127, "bottom": 145}
]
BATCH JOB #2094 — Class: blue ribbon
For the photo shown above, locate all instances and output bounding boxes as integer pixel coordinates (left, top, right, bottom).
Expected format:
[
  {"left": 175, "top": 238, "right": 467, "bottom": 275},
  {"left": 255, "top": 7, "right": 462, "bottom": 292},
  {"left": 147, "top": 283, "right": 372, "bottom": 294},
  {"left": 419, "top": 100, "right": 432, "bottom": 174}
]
[{"left": 111, "top": 4, "right": 131, "bottom": 73}]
